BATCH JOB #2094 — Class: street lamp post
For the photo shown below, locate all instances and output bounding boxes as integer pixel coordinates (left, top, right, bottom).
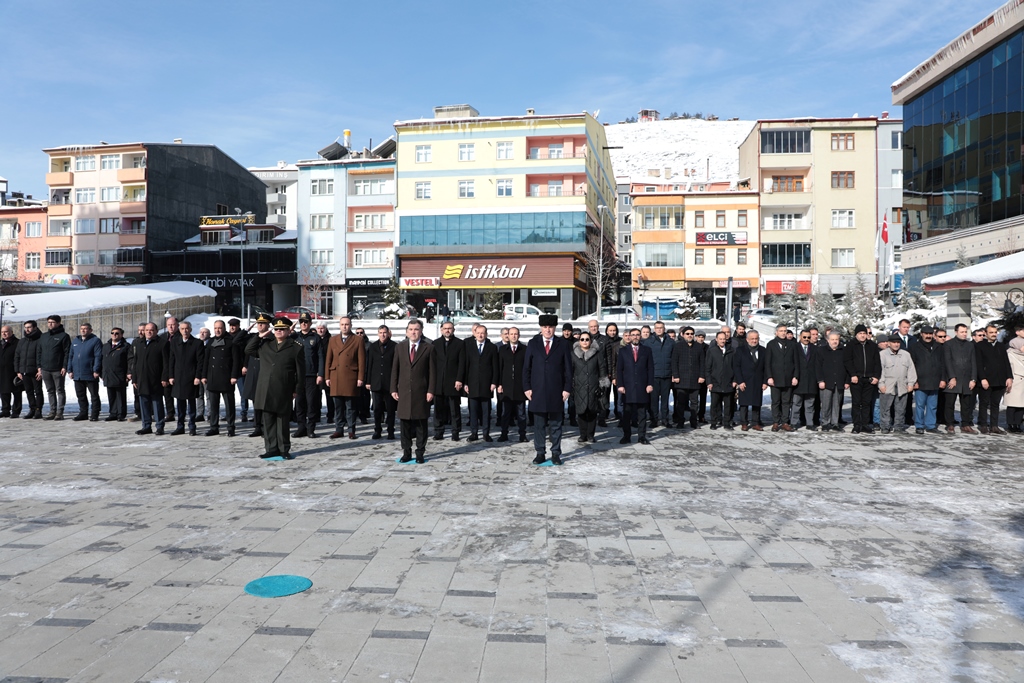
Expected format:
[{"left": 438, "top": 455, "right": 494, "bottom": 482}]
[
  {"left": 0, "top": 299, "right": 16, "bottom": 330},
  {"left": 234, "top": 208, "right": 253, "bottom": 320}
]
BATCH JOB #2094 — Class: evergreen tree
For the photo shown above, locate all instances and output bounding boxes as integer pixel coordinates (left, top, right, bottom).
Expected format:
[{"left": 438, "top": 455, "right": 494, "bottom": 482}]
[
  {"left": 955, "top": 245, "right": 974, "bottom": 269},
  {"left": 673, "top": 291, "right": 700, "bottom": 320},
  {"left": 381, "top": 278, "right": 405, "bottom": 319},
  {"left": 480, "top": 291, "right": 505, "bottom": 320}
]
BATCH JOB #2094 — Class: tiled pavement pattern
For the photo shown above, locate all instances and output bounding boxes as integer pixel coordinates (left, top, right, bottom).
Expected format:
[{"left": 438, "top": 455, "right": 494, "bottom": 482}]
[{"left": 1, "top": 418, "right": 1023, "bottom": 682}]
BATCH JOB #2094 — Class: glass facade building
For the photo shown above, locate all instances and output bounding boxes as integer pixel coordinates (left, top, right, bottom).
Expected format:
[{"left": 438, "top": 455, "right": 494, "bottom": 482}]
[
  {"left": 903, "top": 29, "right": 1024, "bottom": 240},
  {"left": 398, "top": 211, "right": 587, "bottom": 247}
]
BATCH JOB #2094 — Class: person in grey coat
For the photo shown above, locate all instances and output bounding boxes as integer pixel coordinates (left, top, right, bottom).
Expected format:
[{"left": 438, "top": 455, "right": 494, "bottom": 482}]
[
  {"left": 571, "top": 333, "right": 609, "bottom": 443},
  {"left": 942, "top": 323, "right": 978, "bottom": 433},
  {"left": 878, "top": 333, "right": 918, "bottom": 432}
]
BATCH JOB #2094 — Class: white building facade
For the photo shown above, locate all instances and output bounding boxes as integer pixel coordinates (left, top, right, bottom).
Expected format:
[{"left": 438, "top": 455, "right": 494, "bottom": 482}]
[{"left": 248, "top": 161, "right": 298, "bottom": 231}]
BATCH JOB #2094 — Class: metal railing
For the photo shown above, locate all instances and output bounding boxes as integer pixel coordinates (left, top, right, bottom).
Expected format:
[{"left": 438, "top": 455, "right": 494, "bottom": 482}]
[
  {"left": 527, "top": 186, "right": 586, "bottom": 198},
  {"left": 527, "top": 150, "right": 587, "bottom": 160}
]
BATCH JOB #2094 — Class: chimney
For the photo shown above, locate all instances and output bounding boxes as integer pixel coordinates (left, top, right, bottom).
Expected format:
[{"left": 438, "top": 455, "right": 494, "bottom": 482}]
[
  {"left": 526, "top": 108, "right": 535, "bottom": 115},
  {"left": 881, "top": 111, "right": 890, "bottom": 119},
  {"left": 343, "top": 129, "right": 351, "bottom": 147}
]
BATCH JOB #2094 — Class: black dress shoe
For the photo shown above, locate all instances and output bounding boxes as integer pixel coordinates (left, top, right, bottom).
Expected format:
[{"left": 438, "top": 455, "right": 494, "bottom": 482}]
[
  {"left": 387, "top": 432, "right": 395, "bottom": 440},
  {"left": 532, "top": 454, "right": 547, "bottom": 465},
  {"left": 399, "top": 454, "right": 413, "bottom": 463},
  {"left": 638, "top": 438, "right": 650, "bottom": 445},
  {"left": 135, "top": 427, "right": 152, "bottom": 435},
  {"left": 518, "top": 435, "right": 528, "bottom": 442},
  {"left": 619, "top": 436, "right": 630, "bottom": 444},
  {"left": 452, "top": 433, "right": 461, "bottom": 442},
  {"left": 432, "top": 434, "right": 444, "bottom": 441},
  {"left": 261, "top": 451, "right": 281, "bottom": 459},
  {"left": 497, "top": 434, "right": 508, "bottom": 442},
  {"left": 189, "top": 428, "right": 197, "bottom": 436},
  {"left": 73, "top": 414, "right": 89, "bottom": 422},
  {"left": 196, "top": 415, "right": 205, "bottom": 422},
  {"left": 292, "top": 428, "right": 308, "bottom": 438},
  {"left": 227, "top": 427, "right": 235, "bottom": 437},
  {"left": 551, "top": 455, "right": 563, "bottom": 466},
  {"left": 283, "top": 452, "right": 295, "bottom": 460},
  {"left": 482, "top": 435, "right": 493, "bottom": 443},
  {"left": 415, "top": 455, "right": 426, "bottom": 464},
  {"left": 155, "top": 428, "right": 165, "bottom": 435},
  {"left": 348, "top": 430, "right": 356, "bottom": 440},
  {"left": 104, "top": 416, "right": 117, "bottom": 422},
  {"left": 205, "top": 428, "right": 219, "bottom": 436},
  {"left": 371, "top": 432, "right": 382, "bottom": 440},
  {"left": 23, "top": 412, "right": 35, "bottom": 419},
  {"left": 466, "top": 434, "right": 478, "bottom": 442},
  {"left": 170, "top": 427, "right": 186, "bottom": 436},
  {"left": 249, "top": 429, "right": 263, "bottom": 438}
]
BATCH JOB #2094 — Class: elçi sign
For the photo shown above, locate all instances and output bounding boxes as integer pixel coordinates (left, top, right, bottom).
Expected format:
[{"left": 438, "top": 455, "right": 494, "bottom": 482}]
[
  {"left": 399, "top": 256, "right": 576, "bottom": 288},
  {"left": 695, "top": 231, "right": 748, "bottom": 246}
]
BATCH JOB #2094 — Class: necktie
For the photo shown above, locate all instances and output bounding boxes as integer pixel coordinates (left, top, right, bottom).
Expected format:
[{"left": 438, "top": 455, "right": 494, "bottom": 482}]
[
  {"left": 479, "top": 343, "right": 483, "bottom": 355},
  {"left": 410, "top": 343, "right": 416, "bottom": 363},
  {"left": 804, "top": 345, "right": 809, "bottom": 358},
  {"left": 545, "top": 340, "right": 550, "bottom": 355},
  {"left": 633, "top": 345, "right": 638, "bottom": 362},
  {"left": 512, "top": 345, "right": 516, "bottom": 353},
  {"left": 754, "top": 350, "right": 758, "bottom": 362}
]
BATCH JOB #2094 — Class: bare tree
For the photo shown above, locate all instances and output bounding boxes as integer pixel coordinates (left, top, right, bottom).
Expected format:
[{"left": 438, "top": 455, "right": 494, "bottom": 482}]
[
  {"left": 583, "top": 233, "right": 620, "bottom": 307},
  {"left": 299, "top": 263, "right": 343, "bottom": 315}
]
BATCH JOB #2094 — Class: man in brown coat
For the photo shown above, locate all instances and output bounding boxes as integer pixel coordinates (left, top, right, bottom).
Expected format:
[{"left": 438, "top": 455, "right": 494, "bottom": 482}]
[
  {"left": 326, "top": 315, "right": 366, "bottom": 439},
  {"left": 390, "top": 319, "right": 436, "bottom": 463}
]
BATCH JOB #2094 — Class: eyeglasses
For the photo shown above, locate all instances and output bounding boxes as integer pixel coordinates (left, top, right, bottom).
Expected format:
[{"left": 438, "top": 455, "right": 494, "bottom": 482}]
[{"left": 800, "top": 336, "right": 810, "bottom": 340}]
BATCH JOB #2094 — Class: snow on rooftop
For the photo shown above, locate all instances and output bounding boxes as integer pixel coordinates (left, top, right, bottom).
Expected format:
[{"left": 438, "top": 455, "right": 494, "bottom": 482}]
[
  {"left": 604, "top": 119, "right": 755, "bottom": 184},
  {"left": 6, "top": 282, "right": 216, "bottom": 320},
  {"left": 922, "top": 251, "right": 1024, "bottom": 290}
]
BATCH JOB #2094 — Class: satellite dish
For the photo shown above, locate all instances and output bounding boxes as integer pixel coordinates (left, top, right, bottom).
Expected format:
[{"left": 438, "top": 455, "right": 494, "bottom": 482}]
[{"left": 593, "top": 109, "right": 601, "bottom": 120}]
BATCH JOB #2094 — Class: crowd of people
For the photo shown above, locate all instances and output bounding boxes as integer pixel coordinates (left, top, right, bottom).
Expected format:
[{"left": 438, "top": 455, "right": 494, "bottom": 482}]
[{"left": 3, "top": 311, "right": 1023, "bottom": 465}]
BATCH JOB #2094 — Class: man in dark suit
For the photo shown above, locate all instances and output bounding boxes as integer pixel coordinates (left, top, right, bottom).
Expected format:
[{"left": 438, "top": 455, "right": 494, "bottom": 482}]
[
  {"left": 791, "top": 330, "right": 819, "bottom": 430},
  {"left": 695, "top": 332, "right": 709, "bottom": 423},
  {"left": 523, "top": 314, "right": 573, "bottom": 465},
  {"left": 464, "top": 324, "right": 499, "bottom": 442},
  {"left": 366, "top": 324, "right": 397, "bottom": 440},
  {"left": 291, "top": 313, "right": 326, "bottom": 438},
  {"left": 391, "top": 319, "right": 436, "bottom": 463},
  {"left": 670, "top": 326, "right": 705, "bottom": 430},
  {"left": 733, "top": 330, "right": 767, "bottom": 430},
  {"left": 765, "top": 323, "right": 799, "bottom": 432},
  {"left": 815, "top": 331, "right": 849, "bottom": 431},
  {"left": 497, "top": 326, "right": 528, "bottom": 442},
  {"left": 705, "top": 330, "right": 735, "bottom": 430},
  {"left": 432, "top": 321, "right": 466, "bottom": 441},
  {"left": 128, "top": 322, "right": 168, "bottom": 435},
  {"left": 617, "top": 328, "right": 655, "bottom": 444},
  {"left": 167, "top": 321, "right": 205, "bottom": 436}
]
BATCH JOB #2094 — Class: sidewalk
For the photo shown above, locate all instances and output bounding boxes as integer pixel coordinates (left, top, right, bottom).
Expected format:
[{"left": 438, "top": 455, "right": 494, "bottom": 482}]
[{"left": 1, "top": 419, "right": 1022, "bottom": 682}]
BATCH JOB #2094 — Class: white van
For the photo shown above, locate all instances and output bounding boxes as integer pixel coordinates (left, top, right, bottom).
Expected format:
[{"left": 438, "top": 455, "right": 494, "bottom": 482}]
[{"left": 503, "top": 303, "right": 544, "bottom": 321}]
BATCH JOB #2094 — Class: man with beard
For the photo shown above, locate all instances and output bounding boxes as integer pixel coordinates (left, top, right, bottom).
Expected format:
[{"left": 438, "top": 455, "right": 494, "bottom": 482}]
[
  {"left": 497, "top": 326, "right": 528, "bottom": 442},
  {"left": 366, "top": 324, "right": 397, "bottom": 440},
  {"left": 843, "top": 324, "right": 881, "bottom": 434},
  {"left": 129, "top": 322, "right": 168, "bottom": 435},
  {"left": 101, "top": 327, "right": 130, "bottom": 422},
  {"left": 67, "top": 322, "right": 102, "bottom": 421},
  {"left": 464, "top": 324, "right": 499, "bottom": 442},
  {"left": 815, "top": 331, "right": 848, "bottom": 431},
  {"left": 168, "top": 321, "right": 204, "bottom": 436},
  {"left": 670, "top": 326, "right": 705, "bottom": 430},
  {"left": 15, "top": 321, "right": 44, "bottom": 420},
  {"left": 617, "top": 328, "right": 654, "bottom": 445},
  {"left": 291, "top": 313, "right": 325, "bottom": 439},
  {"left": 733, "top": 330, "right": 768, "bottom": 431},
  {"left": 39, "top": 315, "right": 71, "bottom": 420},
  {"left": 942, "top": 323, "right": 978, "bottom": 434},
  {"left": 202, "top": 319, "right": 242, "bottom": 437},
  {"left": 326, "top": 315, "right": 366, "bottom": 440},
  {"left": 603, "top": 323, "right": 621, "bottom": 424},
  {"left": 432, "top": 321, "right": 466, "bottom": 441},
  {"left": 765, "top": 323, "right": 799, "bottom": 432}
]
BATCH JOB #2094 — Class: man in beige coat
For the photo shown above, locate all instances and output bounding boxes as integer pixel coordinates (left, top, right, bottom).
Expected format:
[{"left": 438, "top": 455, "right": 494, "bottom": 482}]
[
  {"left": 879, "top": 333, "right": 918, "bottom": 433},
  {"left": 326, "top": 315, "right": 366, "bottom": 439}
]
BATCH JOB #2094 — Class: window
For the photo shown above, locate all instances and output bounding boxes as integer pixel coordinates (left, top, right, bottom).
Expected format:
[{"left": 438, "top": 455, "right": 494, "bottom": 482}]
[
  {"left": 621, "top": 195, "right": 632, "bottom": 205},
  {"left": 496, "top": 142, "right": 513, "bottom": 160},
  {"left": 622, "top": 253, "right": 632, "bottom": 265},
  {"left": 99, "top": 218, "right": 120, "bottom": 234},
  {"left": 622, "top": 234, "right": 631, "bottom": 244},
  {"left": 737, "top": 210, "right": 747, "bottom": 228},
  {"left": 761, "top": 243, "right": 812, "bottom": 267},
  {"left": 634, "top": 243, "right": 684, "bottom": 267},
  {"left": 354, "top": 178, "right": 393, "bottom": 195},
  {"left": 216, "top": 203, "right": 228, "bottom": 215},
  {"left": 415, "top": 145, "right": 432, "bottom": 163},
  {"left": 737, "top": 248, "right": 747, "bottom": 265},
  {"left": 716, "top": 248, "right": 726, "bottom": 265},
  {"left": 201, "top": 230, "right": 230, "bottom": 245},
  {"left": 75, "top": 250, "right": 95, "bottom": 266},
  {"left": 115, "top": 248, "right": 144, "bottom": 265},
  {"left": 831, "top": 210, "right": 855, "bottom": 228},
  {"left": 831, "top": 133, "right": 855, "bottom": 151},
  {"left": 636, "top": 207, "right": 683, "bottom": 229},
  {"left": 772, "top": 176, "right": 803, "bottom": 192},
  {"left": 74, "top": 156, "right": 96, "bottom": 171},
  {"left": 25, "top": 252, "right": 41, "bottom": 270},
  {"left": 98, "top": 250, "right": 117, "bottom": 265},
  {"left": 546, "top": 180, "right": 562, "bottom": 197},
  {"left": 892, "top": 169, "right": 903, "bottom": 188},
  {"left": 25, "top": 221, "right": 42, "bottom": 238},
  {"left": 415, "top": 182, "right": 431, "bottom": 199},
  {"left": 497, "top": 179, "right": 513, "bottom": 197},
  {"left": 458, "top": 143, "right": 475, "bottom": 161},
  {"left": 695, "top": 211, "right": 704, "bottom": 228},
  {"left": 315, "top": 288, "right": 336, "bottom": 317},
  {"left": 74, "top": 219, "right": 96, "bottom": 234},
  {"left": 45, "top": 249, "right": 72, "bottom": 266},
  {"left": 100, "top": 154, "right": 121, "bottom": 170},
  {"left": 771, "top": 213, "right": 803, "bottom": 230},
  {"left": 49, "top": 220, "right": 71, "bottom": 236},
  {"left": 547, "top": 143, "right": 564, "bottom": 159},
  {"left": 353, "top": 248, "right": 389, "bottom": 266},
  {"left": 309, "top": 214, "right": 334, "bottom": 230},
  {"left": 131, "top": 155, "right": 147, "bottom": 169},
  {"left": 831, "top": 248, "right": 856, "bottom": 268},
  {"left": 891, "top": 131, "right": 903, "bottom": 150},
  {"left": 716, "top": 210, "right": 726, "bottom": 227},
  {"left": 892, "top": 207, "right": 904, "bottom": 224},
  {"left": 123, "top": 219, "right": 146, "bottom": 235},
  {"left": 694, "top": 249, "right": 705, "bottom": 265},
  {"left": 75, "top": 187, "right": 96, "bottom": 204},
  {"left": 831, "top": 171, "right": 855, "bottom": 188},
  {"left": 310, "top": 178, "right": 334, "bottom": 195},
  {"left": 125, "top": 187, "right": 146, "bottom": 201},
  {"left": 353, "top": 213, "right": 387, "bottom": 230},
  {"left": 458, "top": 180, "right": 475, "bottom": 198},
  {"left": 760, "top": 130, "right": 811, "bottom": 154},
  {"left": 644, "top": 186, "right": 656, "bottom": 192},
  {"left": 100, "top": 187, "right": 120, "bottom": 202},
  {"left": 249, "top": 229, "right": 275, "bottom": 243},
  {"left": 311, "top": 249, "right": 334, "bottom": 265},
  {"left": 893, "top": 245, "right": 902, "bottom": 264}
]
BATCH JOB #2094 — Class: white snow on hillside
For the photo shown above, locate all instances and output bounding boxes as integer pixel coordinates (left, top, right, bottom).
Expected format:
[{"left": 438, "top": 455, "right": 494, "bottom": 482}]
[{"left": 604, "top": 118, "right": 755, "bottom": 183}]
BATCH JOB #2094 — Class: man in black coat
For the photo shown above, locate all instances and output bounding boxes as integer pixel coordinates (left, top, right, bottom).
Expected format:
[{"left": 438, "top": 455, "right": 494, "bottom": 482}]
[
  {"left": 14, "top": 321, "right": 43, "bottom": 419},
  {"left": 315, "top": 322, "right": 334, "bottom": 425},
  {"left": 603, "top": 323, "right": 622, "bottom": 422},
  {"left": 976, "top": 323, "right": 1012, "bottom": 434},
  {"left": 670, "top": 326, "right": 706, "bottom": 430},
  {"left": 158, "top": 316, "right": 179, "bottom": 421},
  {"left": 202, "top": 319, "right": 242, "bottom": 437},
  {"left": 291, "top": 313, "right": 326, "bottom": 438},
  {"left": 432, "top": 321, "right": 466, "bottom": 441},
  {"left": 39, "top": 315, "right": 71, "bottom": 420},
  {"left": 815, "top": 331, "right": 848, "bottom": 431},
  {"left": 128, "top": 323, "right": 168, "bottom": 435},
  {"left": 843, "top": 324, "right": 882, "bottom": 433},
  {"left": 101, "top": 327, "right": 130, "bottom": 421},
  {"left": 464, "top": 324, "right": 499, "bottom": 442},
  {"left": 366, "top": 324, "right": 397, "bottom": 440},
  {"left": 942, "top": 323, "right": 978, "bottom": 434},
  {"left": 497, "top": 326, "right": 528, "bottom": 442},
  {"left": 909, "top": 325, "right": 942, "bottom": 433},
  {"left": 705, "top": 331, "right": 735, "bottom": 430},
  {"left": 523, "top": 315, "right": 574, "bottom": 464},
  {"left": 617, "top": 328, "right": 655, "bottom": 445},
  {"left": 228, "top": 318, "right": 251, "bottom": 422},
  {"left": 733, "top": 330, "right": 767, "bottom": 430},
  {"left": 0, "top": 325, "right": 22, "bottom": 418},
  {"left": 695, "top": 332, "right": 709, "bottom": 423},
  {"left": 791, "top": 330, "right": 819, "bottom": 430},
  {"left": 764, "top": 323, "right": 799, "bottom": 431},
  {"left": 168, "top": 321, "right": 205, "bottom": 436}
]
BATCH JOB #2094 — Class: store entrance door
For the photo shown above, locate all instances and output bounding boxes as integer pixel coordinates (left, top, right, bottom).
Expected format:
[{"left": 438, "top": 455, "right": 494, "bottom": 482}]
[{"left": 714, "top": 293, "right": 727, "bottom": 322}]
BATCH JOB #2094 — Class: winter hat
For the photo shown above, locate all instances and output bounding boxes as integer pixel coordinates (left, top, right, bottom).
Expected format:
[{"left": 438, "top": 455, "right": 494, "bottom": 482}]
[
  {"left": 920, "top": 325, "right": 934, "bottom": 334},
  {"left": 854, "top": 324, "right": 868, "bottom": 335},
  {"left": 539, "top": 314, "right": 558, "bottom": 327},
  {"left": 888, "top": 333, "right": 902, "bottom": 344}
]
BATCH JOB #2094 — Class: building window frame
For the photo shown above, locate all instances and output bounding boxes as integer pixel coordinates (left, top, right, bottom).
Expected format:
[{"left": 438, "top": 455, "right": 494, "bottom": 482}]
[
  {"left": 496, "top": 179, "right": 513, "bottom": 197},
  {"left": 694, "top": 211, "right": 705, "bottom": 228},
  {"left": 831, "top": 248, "right": 856, "bottom": 268},
  {"left": 100, "top": 154, "right": 121, "bottom": 170},
  {"left": 496, "top": 141, "right": 514, "bottom": 160},
  {"left": 760, "top": 130, "right": 811, "bottom": 154},
  {"left": 74, "top": 250, "right": 96, "bottom": 266},
  {"left": 45, "top": 249, "right": 73, "bottom": 267},
  {"left": 831, "top": 171, "right": 855, "bottom": 189},
  {"left": 716, "top": 248, "right": 726, "bottom": 265},
  {"left": 75, "top": 187, "right": 96, "bottom": 204},
  {"left": 761, "top": 242, "right": 812, "bottom": 268},
  {"left": 309, "top": 214, "right": 334, "bottom": 231},
  {"left": 310, "top": 178, "right": 334, "bottom": 196},
  {"left": 737, "top": 210, "right": 747, "bottom": 228},
  {"left": 25, "top": 221, "right": 42, "bottom": 238},
  {"left": 99, "top": 218, "right": 120, "bottom": 234},
  {"left": 772, "top": 175, "right": 804, "bottom": 192},
  {"left": 415, "top": 182, "right": 432, "bottom": 200},
  {"left": 458, "top": 143, "right": 475, "bottom": 162},
  {"left": 415, "top": 145, "right": 432, "bottom": 163},
  {"left": 831, "top": 209, "right": 855, "bottom": 229},
  {"left": 311, "top": 249, "right": 334, "bottom": 266},
  {"left": 74, "top": 156, "right": 96, "bottom": 171},
  {"left": 830, "top": 133, "right": 855, "bottom": 151},
  {"left": 74, "top": 218, "right": 96, "bottom": 235},
  {"left": 694, "top": 249, "right": 705, "bottom": 265},
  {"left": 737, "top": 248, "right": 747, "bottom": 265},
  {"left": 458, "top": 180, "right": 475, "bottom": 198},
  {"left": 715, "top": 210, "right": 726, "bottom": 228}
]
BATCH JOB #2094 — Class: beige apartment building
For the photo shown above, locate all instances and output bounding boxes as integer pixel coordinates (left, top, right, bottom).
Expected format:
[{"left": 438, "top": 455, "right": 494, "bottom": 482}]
[{"left": 739, "top": 118, "right": 879, "bottom": 300}]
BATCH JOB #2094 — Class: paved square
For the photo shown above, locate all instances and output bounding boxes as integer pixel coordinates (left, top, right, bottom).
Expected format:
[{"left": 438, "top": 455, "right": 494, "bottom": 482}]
[{"left": 1, "top": 418, "right": 1022, "bottom": 682}]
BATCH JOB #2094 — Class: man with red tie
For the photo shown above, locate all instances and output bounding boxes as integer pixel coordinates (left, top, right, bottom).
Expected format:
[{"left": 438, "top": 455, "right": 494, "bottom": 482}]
[
  {"left": 497, "top": 326, "right": 528, "bottom": 442},
  {"left": 617, "top": 328, "right": 655, "bottom": 444},
  {"left": 523, "top": 315, "right": 573, "bottom": 465},
  {"left": 391, "top": 319, "right": 436, "bottom": 463}
]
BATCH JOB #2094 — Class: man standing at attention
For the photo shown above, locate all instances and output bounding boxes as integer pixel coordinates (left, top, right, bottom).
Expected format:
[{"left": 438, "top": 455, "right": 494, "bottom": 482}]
[
  {"left": 765, "top": 323, "right": 799, "bottom": 432},
  {"left": 291, "top": 312, "right": 325, "bottom": 439},
  {"left": 366, "top": 324, "right": 398, "bottom": 440},
  {"left": 67, "top": 322, "right": 103, "bottom": 421},
  {"left": 523, "top": 314, "right": 573, "bottom": 465},
  {"left": 432, "top": 321, "right": 466, "bottom": 441},
  {"left": 326, "top": 315, "right": 366, "bottom": 440},
  {"left": 465, "top": 324, "right": 499, "bottom": 442},
  {"left": 246, "top": 317, "right": 305, "bottom": 459},
  {"left": 391, "top": 319, "right": 436, "bottom": 463},
  {"left": 642, "top": 320, "right": 675, "bottom": 429},
  {"left": 39, "top": 315, "right": 71, "bottom": 421},
  {"left": 617, "top": 328, "right": 655, "bottom": 444}
]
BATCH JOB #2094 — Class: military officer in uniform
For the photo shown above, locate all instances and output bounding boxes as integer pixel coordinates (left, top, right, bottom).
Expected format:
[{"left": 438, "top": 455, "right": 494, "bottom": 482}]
[
  {"left": 243, "top": 313, "right": 272, "bottom": 437},
  {"left": 291, "top": 312, "right": 325, "bottom": 438},
  {"left": 245, "top": 317, "right": 305, "bottom": 459}
]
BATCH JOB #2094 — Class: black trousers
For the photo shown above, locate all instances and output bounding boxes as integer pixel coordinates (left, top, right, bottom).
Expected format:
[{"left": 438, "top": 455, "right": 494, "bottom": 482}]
[
  {"left": 294, "top": 376, "right": 322, "bottom": 430},
  {"left": 2, "top": 385, "right": 24, "bottom": 415},
  {"left": 208, "top": 391, "right": 235, "bottom": 430},
  {"left": 22, "top": 376, "right": 43, "bottom": 415},
  {"left": 400, "top": 418, "right": 428, "bottom": 457},
  {"left": 621, "top": 401, "right": 648, "bottom": 440},
  {"left": 977, "top": 386, "right": 1005, "bottom": 428},
  {"left": 333, "top": 395, "right": 358, "bottom": 432},
  {"left": 107, "top": 386, "right": 127, "bottom": 420},
  {"left": 710, "top": 391, "right": 734, "bottom": 426},
  {"left": 770, "top": 386, "right": 794, "bottom": 425},
  {"left": 433, "top": 394, "right": 462, "bottom": 436},
  {"left": 738, "top": 404, "right": 763, "bottom": 426},
  {"left": 372, "top": 390, "right": 396, "bottom": 435},
  {"left": 74, "top": 379, "right": 101, "bottom": 418},
  {"left": 674, "top": 387, "right": 700, "bottom": 427},
  {"left": 577, "top": 408, "right": 598, "bottom": 440},
  {"left": 500, "top": 398, "right": 527, "bottom": 437},
  {"left": 133, "top": 383, "right": 141, "bottom": 417},
  {"left": 697, "top": 384, "right": 708, "bottom": 421},
  {"left": 937, "top": 391, "right": 949, "bottom": 425},
  {"left": 175, "top": 397, "right": 197, "bottom": 430},
  {"left": 163, "top": 383, "right": 175, "bottom": 419},
  {"left": 1006, "top": 405, "right": 1024, "bottom": 428},
  {"left": 945, "top": 392, "right": 976, "bottom": 426},
  {"left": 849, "top": 382, "right": 876, "bottom": 428},
  {"left": 468, "top": 396, "right": 492, "bottom": 436}
]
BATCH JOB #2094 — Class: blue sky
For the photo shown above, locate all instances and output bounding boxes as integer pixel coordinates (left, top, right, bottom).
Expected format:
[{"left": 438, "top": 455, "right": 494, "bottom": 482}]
[{"left": 0, "top": 0, "right": 1003, "bottom": 199}]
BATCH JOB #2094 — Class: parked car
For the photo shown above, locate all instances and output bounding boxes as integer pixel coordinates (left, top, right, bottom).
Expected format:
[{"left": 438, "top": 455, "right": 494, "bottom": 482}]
[
  {"left": 355, "top": 302, "right": 416, "bottom": 319},
  {"left": 273, "top": 305, "right": 330, "bottom": 321},
  {"left": 746, "top": 308, "right": 775, "bottom": 322},
  {"left": 449, "top": 309, "right": 482, "bottom": 323},
  {"left": 581, "top": 306, "right": 641, "bottom": 323},
  {"left": 503, "top": 303, "right": 544, "bottom": 321}
]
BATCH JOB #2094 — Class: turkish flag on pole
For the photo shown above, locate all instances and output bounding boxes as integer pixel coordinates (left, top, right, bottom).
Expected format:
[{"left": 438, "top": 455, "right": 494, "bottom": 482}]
[{"left": 881, "top": 212, "right": 889, "bottom": 244}]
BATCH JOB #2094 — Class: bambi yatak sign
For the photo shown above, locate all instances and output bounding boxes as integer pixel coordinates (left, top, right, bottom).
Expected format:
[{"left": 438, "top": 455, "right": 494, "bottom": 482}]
[{"left": 400, "top": 256, "right": 575, "bottom": 288}]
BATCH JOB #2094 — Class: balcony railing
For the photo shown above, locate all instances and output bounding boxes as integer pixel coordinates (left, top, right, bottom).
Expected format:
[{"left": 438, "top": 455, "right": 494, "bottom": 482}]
[
  {"left": 347, "top": 223, "right": 395, "bottom": 233},
  {"left": 266, "top": 192, "right": 286, "bottom": 204},
  {"left": 120, "top": 224, "right": 147, "bottom": 235},
  {"left": 348, "top": 259, "right": 394, "bottom": 269},
  {"left": 527, "top": 149, "right": 587, "bottom": 160},
  {"left": 528, "top": 186, "right": 586, "bottom": 198},
  {"left": 762, "top": 217, "right": 809, "bottom": 231}
]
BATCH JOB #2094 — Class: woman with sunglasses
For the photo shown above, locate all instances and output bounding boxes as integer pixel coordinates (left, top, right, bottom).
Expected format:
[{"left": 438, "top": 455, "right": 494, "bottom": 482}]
[{"left": 571, "top": 333, "right": 609, "bottom": 443}]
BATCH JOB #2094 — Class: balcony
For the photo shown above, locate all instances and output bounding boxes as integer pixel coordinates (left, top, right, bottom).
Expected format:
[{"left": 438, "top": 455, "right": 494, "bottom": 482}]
[
  {"left": 266, "top": 192, "right": 286, "bottom": 204},
  {"left": 117, "top": 168, "right": 146, "bottom": 183},
  {"left": 46, "top": 171, "right": 73, "bottom": 186},
  {"left": 527, "top": 149, "right": 587, "bottom": 160},
  {"left": 265, "top": 213, "right": 286, "bottom": 227},
  {"left": 120, "top": 201, "right": 146, "bottom": 214},
  {"left": 762, "top": 217, "right": 811, "bottom": 231},
  {"left": 527, "top": 185, "right": 586, "bottom": 198},
  {"left": 348, "top": 259, "right": 393, "bottom": 270},
  {"left": 48, "top": 204, "right": 72, "bottom": 216},
  {"left": 119, "top": 232, "right": 147, "bottom": 246}
]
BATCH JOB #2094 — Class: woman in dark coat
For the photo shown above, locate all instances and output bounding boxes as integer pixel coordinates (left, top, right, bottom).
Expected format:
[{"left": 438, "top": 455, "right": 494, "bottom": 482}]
[{"left": 572, "top": 333, "right": 609, "bottom": 443}]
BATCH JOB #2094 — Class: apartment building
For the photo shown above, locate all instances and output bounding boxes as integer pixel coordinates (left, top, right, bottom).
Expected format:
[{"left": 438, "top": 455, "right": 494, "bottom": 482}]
[
  {"left": 630, "top": 181, "right": 760, "bottom": 319},
  {"left": 393, "top": 105, "right": 617, "bottom": 318},
  {"left": 39, "top": 141, "right": 265, "bottom": 283},
  {"left": 739, "top": 119, "right": 880, "bottom": 301},
  {"left": 877, "top": 117, "right": 905, "bottom": 294},
  {"left": 249, "top": 161, "right": 298, "bottom": 231},
  {"left": 295, "top": 138, "right": 397, "bottom": 316},
  {"left": 615, "top": 176, "right": 633, "bottom": 304}
]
